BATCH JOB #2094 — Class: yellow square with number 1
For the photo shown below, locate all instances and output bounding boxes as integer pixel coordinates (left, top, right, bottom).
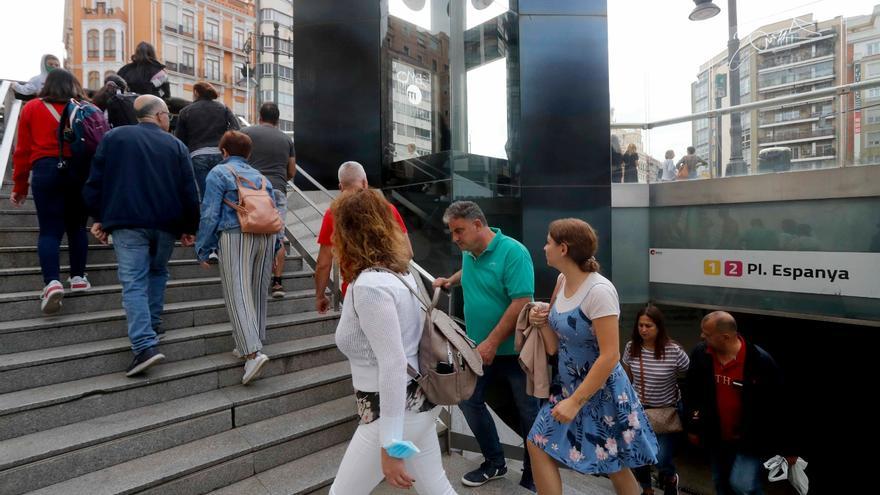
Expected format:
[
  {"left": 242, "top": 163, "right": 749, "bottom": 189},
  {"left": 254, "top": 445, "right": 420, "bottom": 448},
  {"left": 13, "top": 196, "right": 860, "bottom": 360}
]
[{"left": 704, "top": 259, "right": 721, "bottom": 276}]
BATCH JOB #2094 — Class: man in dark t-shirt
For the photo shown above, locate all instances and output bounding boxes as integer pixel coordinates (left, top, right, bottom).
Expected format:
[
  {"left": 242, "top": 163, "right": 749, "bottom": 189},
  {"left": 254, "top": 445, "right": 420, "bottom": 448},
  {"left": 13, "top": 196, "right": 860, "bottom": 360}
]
[{"left": 242, "top": 102, "right": 297, "bottom": 298}]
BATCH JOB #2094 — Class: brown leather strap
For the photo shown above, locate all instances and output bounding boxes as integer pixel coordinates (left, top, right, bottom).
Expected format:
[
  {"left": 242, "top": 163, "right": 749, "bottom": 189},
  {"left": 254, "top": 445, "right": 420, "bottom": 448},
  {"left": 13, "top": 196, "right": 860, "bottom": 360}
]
[{"left": 638, "top": 349, "right": 647, "bottom": 406}]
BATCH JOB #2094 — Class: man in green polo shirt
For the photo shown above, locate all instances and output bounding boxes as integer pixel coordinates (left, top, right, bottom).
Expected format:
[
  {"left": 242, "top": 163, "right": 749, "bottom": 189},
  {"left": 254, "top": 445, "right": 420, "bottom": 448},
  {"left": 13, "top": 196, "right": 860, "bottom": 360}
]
[{"left": 434, "top": 201, "right": 538, "bottom": 491}]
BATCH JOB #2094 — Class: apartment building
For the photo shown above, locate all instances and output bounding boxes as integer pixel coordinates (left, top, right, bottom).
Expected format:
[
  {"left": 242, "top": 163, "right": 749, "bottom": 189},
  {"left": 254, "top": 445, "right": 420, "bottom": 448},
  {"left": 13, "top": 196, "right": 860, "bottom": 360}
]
[{"left": 64, "top": 0, "right": 255, "bottom": 118}]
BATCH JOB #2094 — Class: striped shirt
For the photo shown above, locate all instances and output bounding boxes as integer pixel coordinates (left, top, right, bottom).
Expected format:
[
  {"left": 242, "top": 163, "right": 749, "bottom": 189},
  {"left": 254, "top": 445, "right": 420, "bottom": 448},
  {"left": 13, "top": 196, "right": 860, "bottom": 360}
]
[{"left": 622, "top": 341, "right": 690, "bottom": 407}]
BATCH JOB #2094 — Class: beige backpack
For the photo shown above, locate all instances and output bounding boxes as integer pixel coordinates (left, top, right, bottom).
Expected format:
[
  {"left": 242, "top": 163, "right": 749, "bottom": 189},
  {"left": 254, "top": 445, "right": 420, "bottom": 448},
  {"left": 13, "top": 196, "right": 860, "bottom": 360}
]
[
  {"left": 356, "top": 268, "right": 484, "bottom": 405},
  {"left": 222, "top": 166, "right": 283, "bottom": 234}
]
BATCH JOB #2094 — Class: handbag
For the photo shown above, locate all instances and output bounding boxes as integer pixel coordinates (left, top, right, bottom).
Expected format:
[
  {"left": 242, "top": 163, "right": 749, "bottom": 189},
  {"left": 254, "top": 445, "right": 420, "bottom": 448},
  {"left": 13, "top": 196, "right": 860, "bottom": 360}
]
[{"left": 639, "top": 353, "right": 684, "bottom": 434}]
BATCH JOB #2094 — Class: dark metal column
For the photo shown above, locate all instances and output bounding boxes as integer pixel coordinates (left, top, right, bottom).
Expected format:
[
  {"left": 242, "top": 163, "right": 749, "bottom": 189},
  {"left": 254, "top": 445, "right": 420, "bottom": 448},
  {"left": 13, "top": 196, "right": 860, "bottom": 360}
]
[{"left": 516, "top": 0, "right": 612, "bottom": 295}]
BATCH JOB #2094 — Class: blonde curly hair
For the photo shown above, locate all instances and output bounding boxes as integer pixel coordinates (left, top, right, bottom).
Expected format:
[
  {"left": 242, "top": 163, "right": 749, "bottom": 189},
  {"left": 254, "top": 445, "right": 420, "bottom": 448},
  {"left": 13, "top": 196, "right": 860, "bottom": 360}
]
[{"left": 331, "top": 188, "right": 409, "bottom": 281}]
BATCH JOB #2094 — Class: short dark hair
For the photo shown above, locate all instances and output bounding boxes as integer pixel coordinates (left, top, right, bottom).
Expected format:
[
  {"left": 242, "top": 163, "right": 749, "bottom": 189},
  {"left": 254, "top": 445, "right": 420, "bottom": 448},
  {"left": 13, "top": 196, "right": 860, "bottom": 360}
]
[
  {"left": 219, "top": 130, "right": 252, "bottom": 159},
  {"left": 687, "top": 146, "right": 696, "bottom": 154},
  {"left": 38, "top": 69, "right": 86, "bottom": 103},
  {"left": 443, "top": 201, "right": 487, "bottom": 225},
  {"left": 193, "top": 81, "right": 218, "bottom": 101},
  {"left": 259, "top": 102, "right": 280, "bottom": 124}
]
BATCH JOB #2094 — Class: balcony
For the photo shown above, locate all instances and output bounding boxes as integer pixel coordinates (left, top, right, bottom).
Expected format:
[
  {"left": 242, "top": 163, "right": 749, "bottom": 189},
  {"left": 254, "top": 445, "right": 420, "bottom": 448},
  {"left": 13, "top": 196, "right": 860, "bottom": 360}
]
[
  {"left": 758, "top": 74, "right": 835, "bottom": 93},
  {"left": 759, "top": 127, "right": 835, "bottom": 147},
  {"left": 758, "top": 111, "right": 834, "bottom": 128},
  {"left": 757, "top": 32, "right": 835, "bottom": 54},
  {"left": 758, "top": 54, "right": 834, "bottom": 73}
]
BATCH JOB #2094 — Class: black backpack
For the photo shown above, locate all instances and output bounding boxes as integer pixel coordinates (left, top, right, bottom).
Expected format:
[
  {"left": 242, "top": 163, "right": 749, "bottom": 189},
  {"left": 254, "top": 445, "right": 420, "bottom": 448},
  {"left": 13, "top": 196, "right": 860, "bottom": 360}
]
[{"left": 107, "top": 92, "right": 138, "bottom": 128}]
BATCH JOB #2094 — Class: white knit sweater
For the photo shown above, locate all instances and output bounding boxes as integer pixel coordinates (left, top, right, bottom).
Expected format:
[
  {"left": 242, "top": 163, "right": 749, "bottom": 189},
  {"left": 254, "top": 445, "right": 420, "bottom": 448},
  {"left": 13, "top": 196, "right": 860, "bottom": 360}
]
[{"left": 335, "top": 271, "right": 424, "bottom": 446}]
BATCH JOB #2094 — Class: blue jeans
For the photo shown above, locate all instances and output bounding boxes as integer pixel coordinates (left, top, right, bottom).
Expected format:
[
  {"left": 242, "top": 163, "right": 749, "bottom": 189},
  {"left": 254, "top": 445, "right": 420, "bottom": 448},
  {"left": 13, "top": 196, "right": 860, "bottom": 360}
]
[
  {"left": 30, "top": 157, "right": 89, "bottom": 284},
  {"left": 710, "top": 444, "right": 765, "bottom": 495},
  {"left": 112, "top": 228, "right": 176, "bottom": 354},
  {"left": 191, "top": 153, "right": 224, "bottom": 201},
  {"left": 458, "top": 355, "right": 539, "bottom": 480},
  {"left": 634, "top": 432, "right": 679, "bottom": 489}
]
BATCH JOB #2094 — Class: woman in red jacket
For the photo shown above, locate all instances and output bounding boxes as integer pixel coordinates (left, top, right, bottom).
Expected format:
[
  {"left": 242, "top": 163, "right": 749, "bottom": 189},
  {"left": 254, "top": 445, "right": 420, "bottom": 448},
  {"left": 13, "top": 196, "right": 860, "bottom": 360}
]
[{"left": 10, "top": 69, "right": 92, "bottom": 314}]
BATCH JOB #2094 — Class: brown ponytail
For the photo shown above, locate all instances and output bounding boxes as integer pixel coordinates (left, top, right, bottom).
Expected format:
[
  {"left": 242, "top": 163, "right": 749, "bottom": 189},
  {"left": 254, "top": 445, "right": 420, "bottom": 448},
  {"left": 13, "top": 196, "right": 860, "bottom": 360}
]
[{"left": 549, "top": 218, "right": 601, "bottom": 273}]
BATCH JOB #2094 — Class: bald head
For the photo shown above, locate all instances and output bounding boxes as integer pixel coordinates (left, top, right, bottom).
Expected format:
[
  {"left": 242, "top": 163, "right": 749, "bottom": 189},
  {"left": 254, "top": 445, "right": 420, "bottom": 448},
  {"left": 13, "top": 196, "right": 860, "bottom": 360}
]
[
  {"left": 134, "top": 95, "right": 169, "bottom": 130},
  {"left": 135, "top": 95, "right": 166, "bottom": 119},
  {"left": 702, "top": 311, "right": 737, "bottom": 335},
  {"left": 338, "top": 161, "right": 368, "bottom": 191}
]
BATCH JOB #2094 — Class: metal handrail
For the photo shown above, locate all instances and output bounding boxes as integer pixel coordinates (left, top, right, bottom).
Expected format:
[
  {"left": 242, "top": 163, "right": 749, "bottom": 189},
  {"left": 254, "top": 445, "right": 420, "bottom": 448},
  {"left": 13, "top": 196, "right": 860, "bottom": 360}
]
[
  {"left": 1, "top": 81, "right": 24, "bottom": 185},
  {"left": 612, "top": 78, "right": 880, "bottom": 130},
  {"left": 286, "top": 162, "right": 453, "bottom": 316}
]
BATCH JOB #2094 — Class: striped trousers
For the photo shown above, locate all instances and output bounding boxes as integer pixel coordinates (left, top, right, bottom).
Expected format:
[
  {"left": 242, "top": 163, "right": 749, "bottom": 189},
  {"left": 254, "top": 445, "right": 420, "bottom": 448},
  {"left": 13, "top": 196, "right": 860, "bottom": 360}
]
[{"left": 218, "top": 231, "right": 274, "bottom": 356}]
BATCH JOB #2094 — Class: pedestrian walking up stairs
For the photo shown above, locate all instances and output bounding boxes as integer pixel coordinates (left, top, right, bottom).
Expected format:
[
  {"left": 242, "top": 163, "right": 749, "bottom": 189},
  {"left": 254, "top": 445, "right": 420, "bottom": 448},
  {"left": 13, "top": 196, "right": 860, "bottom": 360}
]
[{"left": 0, "top": 163, "right": 358, "bottom": 494}]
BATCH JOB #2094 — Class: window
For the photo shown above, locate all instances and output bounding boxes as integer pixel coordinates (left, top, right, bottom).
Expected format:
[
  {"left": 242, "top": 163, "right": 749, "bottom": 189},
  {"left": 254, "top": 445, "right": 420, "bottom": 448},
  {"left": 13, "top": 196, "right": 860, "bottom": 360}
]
[
  {"left": 868, "top": 132, "right": 880, "bottom": 147},
  {"left": 260, "top": 63, "right": 273, "bottom": 76},
  {"left": 163, "top": 2, "right": 178, "bottom": 31},
  {"left": 866, "top": 87, "right": 880, "bottom": 100},
  {"left": 868, "top": 41, "right": 880, "bottom": 56},
  {"left": 866, "top": 61, "right": 880, "bottom": 79},
  {"left": 403, "top": 46, "right": 409, "bottom": 56},
  {"left": 866, "top": 108, "right": 880, "bottom": 125},
  {"left": 103, "top": 29, "right": 116, "bottom": 60},
  {"left": 259, "top": 8, "right": 293, "bottom": 26},
  {"left": 205, "top": 18, "right": 220, "bottom": 43},
  {"left": 181, "top": 49, "right": 195, "bottom": 76},
  {"left": 262, "top": 35, "right": 273, "bottom": 50},
  {"left": 88, "top": 71, "right": 100, "bottom": 90},
  {"left": 205, "top": 55, "right": 221, "bottom": 81},
  {"left": 164, "top": 42, "right": 178, "bottom": 72},
  {"left": 181, "top": 10, "right": 194, "bottom": 35},
  {"left": 234, "top": 29, "right": 245, "bottom": 50},
  {"left": 87, "top": 29, "right": 99, "bottom": 58}
]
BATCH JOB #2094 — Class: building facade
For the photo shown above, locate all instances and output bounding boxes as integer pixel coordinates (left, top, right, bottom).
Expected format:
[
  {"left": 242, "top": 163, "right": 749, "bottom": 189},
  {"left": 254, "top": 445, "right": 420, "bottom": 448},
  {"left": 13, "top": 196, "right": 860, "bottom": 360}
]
[
  {"left": 691, "top": 14, "right": 847, "bottom": 175},
  {"left": 255, "top": 0, "right": 294, "bottom": 131},
  {"left": 64, "top": 0, "right": 255, "bottom": 118},
  {"left": 846, "top": 5, "right": 880, "bottom": 166}
]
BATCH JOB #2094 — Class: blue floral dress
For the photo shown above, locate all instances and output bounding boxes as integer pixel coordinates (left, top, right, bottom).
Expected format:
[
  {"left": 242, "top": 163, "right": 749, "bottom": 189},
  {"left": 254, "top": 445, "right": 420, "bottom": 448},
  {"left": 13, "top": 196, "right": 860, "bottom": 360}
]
[{"left": 528, "top": 288, "right": 658, "bottom": 474}]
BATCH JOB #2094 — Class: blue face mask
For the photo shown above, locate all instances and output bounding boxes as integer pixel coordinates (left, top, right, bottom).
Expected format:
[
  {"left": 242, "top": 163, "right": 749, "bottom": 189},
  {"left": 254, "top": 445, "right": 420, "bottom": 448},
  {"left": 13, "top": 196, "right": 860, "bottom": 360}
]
[{"left": 384, "top": 440, "right": 421, "bottom": 459}]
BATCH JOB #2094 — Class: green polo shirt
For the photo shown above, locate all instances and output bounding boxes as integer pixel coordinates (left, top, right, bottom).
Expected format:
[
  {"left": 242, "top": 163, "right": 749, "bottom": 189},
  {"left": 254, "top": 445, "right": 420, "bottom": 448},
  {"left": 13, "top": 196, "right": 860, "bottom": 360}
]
[{"left": 461, "top": 228, "right": 535, "bottom": 356}]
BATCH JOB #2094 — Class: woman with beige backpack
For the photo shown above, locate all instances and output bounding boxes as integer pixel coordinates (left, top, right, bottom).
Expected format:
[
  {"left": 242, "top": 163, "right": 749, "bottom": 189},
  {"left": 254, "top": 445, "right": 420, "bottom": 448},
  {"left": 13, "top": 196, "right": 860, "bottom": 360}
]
[
  {"left": 196, "top": 130, "right": 282, "bottom": 385},
  {"left": 622, "top": 304, "right": 690, "bottom": 495}
]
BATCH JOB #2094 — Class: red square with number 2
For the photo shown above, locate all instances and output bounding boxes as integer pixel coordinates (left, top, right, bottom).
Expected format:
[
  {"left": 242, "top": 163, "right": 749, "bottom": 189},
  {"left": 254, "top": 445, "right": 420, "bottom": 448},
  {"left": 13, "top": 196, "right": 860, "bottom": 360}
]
[{"left": 724, "top": 261, "right": 743, "bottom": 277}]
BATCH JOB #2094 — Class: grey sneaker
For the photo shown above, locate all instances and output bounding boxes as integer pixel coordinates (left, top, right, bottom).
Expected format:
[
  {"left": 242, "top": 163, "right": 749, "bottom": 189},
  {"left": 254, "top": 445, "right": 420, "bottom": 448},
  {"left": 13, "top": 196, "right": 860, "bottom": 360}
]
[{"left": 461, "top": 461, "right": 507, "bottom": 487}]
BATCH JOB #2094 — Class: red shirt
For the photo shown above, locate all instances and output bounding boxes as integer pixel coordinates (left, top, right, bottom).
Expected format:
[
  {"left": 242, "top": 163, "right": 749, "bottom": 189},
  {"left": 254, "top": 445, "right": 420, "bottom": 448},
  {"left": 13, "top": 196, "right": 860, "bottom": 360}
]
[
  {"left": 317, "top": 202, "right": 408, "bottom": 295},
  {"left": 709, "top": 335, "right": 747, "bottom": 442},
  {"left": 12, "top": 99, "right": 73, "bottom": 196}
]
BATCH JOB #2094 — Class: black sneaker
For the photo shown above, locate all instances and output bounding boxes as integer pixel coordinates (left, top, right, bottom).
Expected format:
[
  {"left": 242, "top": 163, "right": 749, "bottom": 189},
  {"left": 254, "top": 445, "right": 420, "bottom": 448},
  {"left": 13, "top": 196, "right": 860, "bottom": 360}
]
[
  {"left": 126, "top": 347, "right": 165, "bottom": 377},
  {"left": 461, "top": 461, "right": 507, "bottom": 487},
  {"left": 663, "top": 474, "right": 680, "bottom": 495},
  {"left": 519, "top": 473, "right": 537, "bottom": 492}
]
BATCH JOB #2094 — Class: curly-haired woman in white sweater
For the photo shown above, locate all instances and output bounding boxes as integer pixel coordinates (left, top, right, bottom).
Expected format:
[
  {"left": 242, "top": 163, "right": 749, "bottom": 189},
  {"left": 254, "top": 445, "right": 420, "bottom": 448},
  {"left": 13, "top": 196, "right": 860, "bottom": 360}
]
[{"left": 330, "top": 189, "right": 457, "bottom": 495}]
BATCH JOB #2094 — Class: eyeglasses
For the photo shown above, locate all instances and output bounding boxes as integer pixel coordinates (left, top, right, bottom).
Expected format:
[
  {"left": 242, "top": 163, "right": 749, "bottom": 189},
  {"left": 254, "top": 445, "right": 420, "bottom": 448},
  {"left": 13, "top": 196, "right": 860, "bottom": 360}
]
[{"left": 156, "top": 111, "right": 170, "bottom": 118}]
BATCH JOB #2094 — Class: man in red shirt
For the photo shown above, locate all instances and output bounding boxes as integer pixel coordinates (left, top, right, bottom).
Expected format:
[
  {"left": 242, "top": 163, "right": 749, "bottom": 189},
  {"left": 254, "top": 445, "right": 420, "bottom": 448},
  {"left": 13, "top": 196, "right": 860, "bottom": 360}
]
[
  {"left": 314, "top": 161, "right": 411, "bottom": 312},
  {"left": 685, "top": 312, "right": 797, "bottom": 495}
]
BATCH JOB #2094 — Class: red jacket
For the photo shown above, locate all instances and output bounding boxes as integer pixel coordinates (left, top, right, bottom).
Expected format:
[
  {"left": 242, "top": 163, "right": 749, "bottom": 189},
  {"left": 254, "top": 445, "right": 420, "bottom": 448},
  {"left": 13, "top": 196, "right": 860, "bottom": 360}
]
[{"left": 12, "top": 99, "right": 72, "bottom": 196}]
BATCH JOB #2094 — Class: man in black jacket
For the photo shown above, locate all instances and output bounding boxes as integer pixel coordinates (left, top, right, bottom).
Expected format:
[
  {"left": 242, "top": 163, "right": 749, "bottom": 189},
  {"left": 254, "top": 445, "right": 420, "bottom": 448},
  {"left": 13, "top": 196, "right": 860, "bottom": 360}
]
[
  {"left": 685, "top": 311, "right": 795, "bottom": 495},
  {"left": 83, "top": 94, "right": 200, "bottom": 377}
]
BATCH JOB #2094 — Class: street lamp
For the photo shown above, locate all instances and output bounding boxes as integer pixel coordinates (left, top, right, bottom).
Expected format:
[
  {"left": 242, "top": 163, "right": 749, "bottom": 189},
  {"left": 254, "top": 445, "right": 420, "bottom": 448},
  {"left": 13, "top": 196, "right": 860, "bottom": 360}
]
[{"left": 689, "top": 0, "right": 748, "bottom": 177}]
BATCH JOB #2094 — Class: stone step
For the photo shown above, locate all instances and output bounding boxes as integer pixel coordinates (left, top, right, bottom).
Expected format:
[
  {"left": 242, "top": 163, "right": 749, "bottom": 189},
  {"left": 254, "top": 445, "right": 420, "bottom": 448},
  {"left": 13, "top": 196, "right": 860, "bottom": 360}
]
[
  {"left": 0, "top": 362, "right": 353, "bottom": 494},
  {"left": 0, "top": 255, "right": 304, "bottom": 291},
  {"left": 0, "top": 333, "right": 344, "bottom": 441},
  {"left": 0, "top": 243, "right": 193, "bottom": 266},
  {"left": 0, "top": 271, "right": 312, "bottom": 322},
  {"left": 206, "top": 443, "right": 348, "bottom": 495},
  {"left": 0, "top": 209, "right": 37, "bottom": 227},
  {"left": 0, "top": 227, "right": 41, "bottom": 247},
  {"left": 0, "top": 194, "right": 36, "bottom": 211},
  {"left": 0, "top": 311, "right": 339, "bottom": 394},
  {"left": 27, "top": 397, "right": 359, "bottom": 495},
  {"left": 0, "top": 290, "right": 323, "bottom": 355}
]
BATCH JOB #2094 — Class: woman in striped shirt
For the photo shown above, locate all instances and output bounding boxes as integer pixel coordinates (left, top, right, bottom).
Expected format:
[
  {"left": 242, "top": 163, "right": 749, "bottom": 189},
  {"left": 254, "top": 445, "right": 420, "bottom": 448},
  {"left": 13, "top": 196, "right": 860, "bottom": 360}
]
[{"left": 622, "top": 305, "right": 690, "bottom": 495}]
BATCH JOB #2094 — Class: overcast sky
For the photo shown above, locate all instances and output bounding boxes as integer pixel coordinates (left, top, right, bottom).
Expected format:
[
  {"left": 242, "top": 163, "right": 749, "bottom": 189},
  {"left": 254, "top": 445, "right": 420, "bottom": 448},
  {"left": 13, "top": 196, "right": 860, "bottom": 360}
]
[
  {"left": 608, "top": 0, "right": 880, "bottom": 159},
  {"left": 2, "top": 0, "right": 879, "bottom": 160}
]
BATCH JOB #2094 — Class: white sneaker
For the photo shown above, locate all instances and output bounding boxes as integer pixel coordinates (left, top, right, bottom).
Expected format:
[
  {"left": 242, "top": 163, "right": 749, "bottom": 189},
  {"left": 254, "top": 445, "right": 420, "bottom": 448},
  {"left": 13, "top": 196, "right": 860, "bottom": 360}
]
[
  {"left": 242, "top": 352, "right": 269, "bottom": 385},
  {"left": 69, "top": 275, "right": 91, "bottom": 292},
  {"left": 40, "top": 280, "right": 65, "bottom": 314}
]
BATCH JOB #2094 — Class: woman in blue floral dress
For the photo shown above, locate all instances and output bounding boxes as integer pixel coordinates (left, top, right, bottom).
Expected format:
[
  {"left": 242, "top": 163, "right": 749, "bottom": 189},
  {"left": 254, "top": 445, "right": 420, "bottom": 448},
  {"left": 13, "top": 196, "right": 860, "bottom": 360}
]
[{"left": 527, "top": 219, "right": 658, "bottom": 494}]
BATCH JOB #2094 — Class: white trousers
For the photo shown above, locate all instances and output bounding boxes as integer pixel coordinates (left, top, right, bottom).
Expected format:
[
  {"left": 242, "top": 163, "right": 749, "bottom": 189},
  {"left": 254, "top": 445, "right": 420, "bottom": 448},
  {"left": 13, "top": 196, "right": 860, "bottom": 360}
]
[{"left": 330, "top": 409, "right": 458, "bottom": 495}]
